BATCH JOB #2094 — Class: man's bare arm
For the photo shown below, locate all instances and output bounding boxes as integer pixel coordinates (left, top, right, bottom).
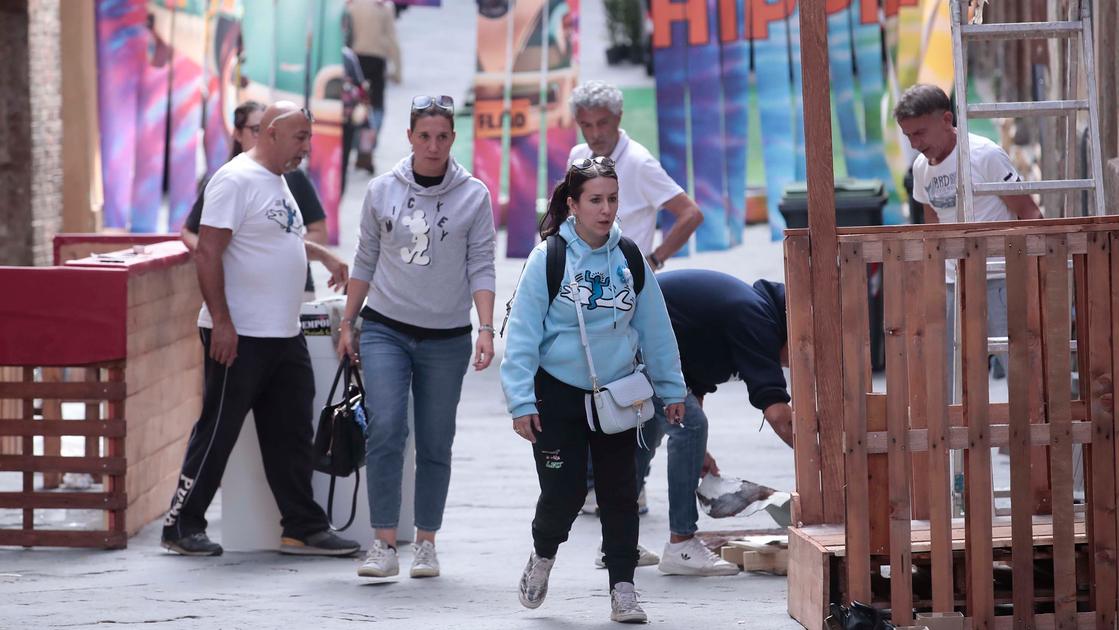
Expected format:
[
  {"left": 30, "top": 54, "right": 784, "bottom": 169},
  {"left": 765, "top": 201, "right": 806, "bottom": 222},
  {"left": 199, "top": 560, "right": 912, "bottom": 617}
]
[
  {"left": 651, "top": 193, "right": 704, "bottom": 263},
  {"left": 304, "top": 219, "right": 328, "bottom": 245},
  {"left": 1003, "top": 194, "right": 1042, "bottom": 220},
  {"left": 196, "top": 226, "right": 237, "bottom": 366}
]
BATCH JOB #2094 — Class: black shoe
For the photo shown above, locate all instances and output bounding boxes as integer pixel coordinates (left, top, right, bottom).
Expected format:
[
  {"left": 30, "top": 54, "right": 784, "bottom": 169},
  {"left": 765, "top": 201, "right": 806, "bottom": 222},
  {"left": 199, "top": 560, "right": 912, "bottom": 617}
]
[
  {"left": 279, "top": 530, "right": 361, "bottom": 556},
  {"left": 162, "top": 532, "right": 223, "bottom": 556}
]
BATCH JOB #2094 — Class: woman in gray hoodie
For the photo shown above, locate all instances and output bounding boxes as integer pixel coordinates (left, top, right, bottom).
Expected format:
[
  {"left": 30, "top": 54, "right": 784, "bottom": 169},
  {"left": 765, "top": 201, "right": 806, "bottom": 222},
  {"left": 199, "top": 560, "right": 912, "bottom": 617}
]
[{"left": 337, "top": 95, "right": 497, "bottom": 580}]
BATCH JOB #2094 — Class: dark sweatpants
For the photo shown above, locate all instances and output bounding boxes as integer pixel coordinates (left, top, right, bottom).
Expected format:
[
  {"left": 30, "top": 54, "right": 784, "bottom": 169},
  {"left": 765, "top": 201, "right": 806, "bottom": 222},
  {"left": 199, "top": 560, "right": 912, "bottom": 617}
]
[
  {"left": 531, "top": 369, "right": 639, "bottom": 588},
  {"left": 162, "top": 329, "right": 328, "bottom": 541}
]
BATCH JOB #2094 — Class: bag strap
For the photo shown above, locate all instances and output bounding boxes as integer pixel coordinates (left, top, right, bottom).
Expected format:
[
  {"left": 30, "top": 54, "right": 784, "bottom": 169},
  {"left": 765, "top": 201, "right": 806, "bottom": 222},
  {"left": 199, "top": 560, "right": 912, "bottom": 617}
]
[
  {"left": 326, "top": 472, "right": 361, "bottom": 532},
  {"left": 566, "top": 254, "right": 600, "bottom": 391},
  {"left": 546, "top": 233, "right": 566, "bottom": 305},
  {"left": 616, "top": 236, "right": 645, "bottom": 295},
  {"left": 326, "top": 357, "right": 349, "bottom": 406}
]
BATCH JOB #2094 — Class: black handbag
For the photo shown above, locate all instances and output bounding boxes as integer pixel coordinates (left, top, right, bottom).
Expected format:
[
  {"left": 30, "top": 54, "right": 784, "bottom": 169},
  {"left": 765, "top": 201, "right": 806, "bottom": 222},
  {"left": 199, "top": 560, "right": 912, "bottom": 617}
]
[{"left": 313, "top": 356, "right": 367, "bottom": 530}]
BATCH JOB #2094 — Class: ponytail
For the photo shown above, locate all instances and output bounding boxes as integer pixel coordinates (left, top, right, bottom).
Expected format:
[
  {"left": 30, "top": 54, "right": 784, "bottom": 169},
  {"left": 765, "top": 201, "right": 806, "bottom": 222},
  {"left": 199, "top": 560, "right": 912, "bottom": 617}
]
[{"left": 539, "top": 178, "right": 571, "bottom": 239}]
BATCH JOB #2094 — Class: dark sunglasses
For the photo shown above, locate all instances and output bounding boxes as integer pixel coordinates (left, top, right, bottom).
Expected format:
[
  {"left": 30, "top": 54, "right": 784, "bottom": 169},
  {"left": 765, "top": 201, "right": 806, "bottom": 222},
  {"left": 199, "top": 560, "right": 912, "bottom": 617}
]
[
  {"left": 411, "top": 95, "right": 454, "bottom": 115},
  {"left": 571, "top": 156, "right": 616, "bottom": 174}
]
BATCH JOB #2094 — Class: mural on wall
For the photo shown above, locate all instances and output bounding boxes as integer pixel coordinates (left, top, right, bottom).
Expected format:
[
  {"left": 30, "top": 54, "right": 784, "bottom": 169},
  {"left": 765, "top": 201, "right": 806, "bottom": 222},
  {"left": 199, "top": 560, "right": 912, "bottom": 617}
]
[
  {"left": 473, "top": 0, "right": 580, "bottom": 258},
  {"left": 95, "top": 0, "right": 347, "bottom": 241},
  {"left": 650, "top": 0, "right": 942, "bottom": 243}
]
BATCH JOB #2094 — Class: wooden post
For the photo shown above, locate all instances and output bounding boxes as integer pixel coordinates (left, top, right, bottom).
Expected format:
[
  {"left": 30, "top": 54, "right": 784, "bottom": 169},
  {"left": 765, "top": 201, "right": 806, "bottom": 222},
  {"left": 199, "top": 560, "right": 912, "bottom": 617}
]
[
  {"left": 1098, "top": 0, "right": 1118, "bottom": 162},
  {"left": 799, "top": 0, "right": 844, "bottom": 524}
]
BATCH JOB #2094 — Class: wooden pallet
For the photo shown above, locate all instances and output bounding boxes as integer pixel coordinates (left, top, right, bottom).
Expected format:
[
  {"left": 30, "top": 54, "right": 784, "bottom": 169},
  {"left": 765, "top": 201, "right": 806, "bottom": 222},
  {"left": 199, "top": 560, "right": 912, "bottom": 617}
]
[{"left": 788, "top": 515, "right": 1093, "bottom": 630}]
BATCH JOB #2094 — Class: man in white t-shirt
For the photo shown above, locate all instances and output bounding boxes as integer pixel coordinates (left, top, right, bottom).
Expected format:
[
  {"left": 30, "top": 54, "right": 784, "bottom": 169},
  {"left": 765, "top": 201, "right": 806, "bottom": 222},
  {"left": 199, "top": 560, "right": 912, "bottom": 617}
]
[
  {"left": 567, "top": 81, "right": 703, "bottom": 270},
  {"left": 895, "top": 84, "right": 1042, "bottom": 378},
  {"left": 162, "top": 102, "right": 359, "bottom": 557}
]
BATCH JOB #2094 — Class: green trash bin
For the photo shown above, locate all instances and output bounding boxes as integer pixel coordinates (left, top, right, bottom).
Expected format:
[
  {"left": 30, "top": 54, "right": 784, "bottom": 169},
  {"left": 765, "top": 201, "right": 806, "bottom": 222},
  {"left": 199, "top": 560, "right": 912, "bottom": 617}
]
[{"left": 779, "top": 178, "right": 888, "bottom": 371}]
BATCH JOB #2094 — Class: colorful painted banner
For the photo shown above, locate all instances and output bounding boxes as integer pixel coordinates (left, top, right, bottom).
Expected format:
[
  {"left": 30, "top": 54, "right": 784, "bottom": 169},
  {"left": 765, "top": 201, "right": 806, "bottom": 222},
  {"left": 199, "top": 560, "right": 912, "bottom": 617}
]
[
  {"left": 202, "top": 3, "right": 242, "bottom": 177},
  {"left": 649, "top": 0, "right": 949, "bottom": 241},
  {"left": 472, "top": 0, "right": 579, "bottom": 258}
]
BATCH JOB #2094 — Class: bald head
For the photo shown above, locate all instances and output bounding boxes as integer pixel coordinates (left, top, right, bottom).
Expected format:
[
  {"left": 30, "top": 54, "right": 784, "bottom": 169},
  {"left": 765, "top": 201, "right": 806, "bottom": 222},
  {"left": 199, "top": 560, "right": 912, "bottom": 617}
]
[{"left": 252, "top": 101, "right": 313, "bottom": 174}]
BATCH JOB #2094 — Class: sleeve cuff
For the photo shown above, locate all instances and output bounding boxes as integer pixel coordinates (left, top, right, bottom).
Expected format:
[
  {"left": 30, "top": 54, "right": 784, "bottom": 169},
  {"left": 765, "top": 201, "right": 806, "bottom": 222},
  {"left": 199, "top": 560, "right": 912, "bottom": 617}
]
[
  {"left": 350, "top": 264, "right": 375, "bottom": 283},
  {"left": 510, "top": 402, "right": 539, "bottom": 418}
]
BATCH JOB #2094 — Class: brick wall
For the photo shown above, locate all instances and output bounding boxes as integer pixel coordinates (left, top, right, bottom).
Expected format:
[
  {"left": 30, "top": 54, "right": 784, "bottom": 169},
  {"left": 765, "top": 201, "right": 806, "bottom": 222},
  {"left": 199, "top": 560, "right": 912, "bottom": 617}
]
[{"left": 0, "top": 0, "right": 62, "bottom": 267}]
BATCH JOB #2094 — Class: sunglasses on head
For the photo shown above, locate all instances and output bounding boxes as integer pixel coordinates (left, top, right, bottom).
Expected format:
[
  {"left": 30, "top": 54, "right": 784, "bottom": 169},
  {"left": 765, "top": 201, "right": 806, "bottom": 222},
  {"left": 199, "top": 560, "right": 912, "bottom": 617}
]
[
  {"left": 411, "top": 95, "right": 454, "bottom": 115},
  {"left": 570, "top": 156, "right": 616, "bottom": 174}
]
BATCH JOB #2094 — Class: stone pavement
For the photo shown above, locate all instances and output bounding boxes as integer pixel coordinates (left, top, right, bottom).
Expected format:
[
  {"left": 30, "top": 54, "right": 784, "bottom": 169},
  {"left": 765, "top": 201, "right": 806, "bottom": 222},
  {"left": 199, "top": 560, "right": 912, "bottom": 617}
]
[{"left": 2, "top": 2, "right": 805, "bottom": 628}]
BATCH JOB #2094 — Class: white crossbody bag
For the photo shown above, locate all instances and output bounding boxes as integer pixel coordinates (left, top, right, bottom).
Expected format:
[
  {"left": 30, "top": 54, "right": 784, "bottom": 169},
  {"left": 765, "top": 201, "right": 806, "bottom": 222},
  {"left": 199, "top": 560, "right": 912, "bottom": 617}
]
[{"left": 567, "top": 259, "right": 654, "bottom": 437}]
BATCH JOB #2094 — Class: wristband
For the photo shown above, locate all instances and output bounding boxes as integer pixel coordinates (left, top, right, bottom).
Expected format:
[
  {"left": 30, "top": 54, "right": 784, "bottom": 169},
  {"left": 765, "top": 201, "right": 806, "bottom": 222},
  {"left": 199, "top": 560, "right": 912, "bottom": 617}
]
[{"left": 478, "top": 324, "right": 496, "bottom": 335}]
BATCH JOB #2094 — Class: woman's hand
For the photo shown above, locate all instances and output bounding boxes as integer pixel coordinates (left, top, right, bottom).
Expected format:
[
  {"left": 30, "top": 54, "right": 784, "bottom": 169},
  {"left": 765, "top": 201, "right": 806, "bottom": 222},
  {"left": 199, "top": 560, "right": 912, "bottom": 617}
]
[
  {"left": 473, "top": 330, "right": 494, "bottom": 371},
  {"left": 664, "top": 402, "right": 686, "bottom": 425},
  {"left": 337, "top": 321, "right": 358, "bottom": 363},
  {"left": 513, "top": 414, "right": 542, "bottom": 443}
]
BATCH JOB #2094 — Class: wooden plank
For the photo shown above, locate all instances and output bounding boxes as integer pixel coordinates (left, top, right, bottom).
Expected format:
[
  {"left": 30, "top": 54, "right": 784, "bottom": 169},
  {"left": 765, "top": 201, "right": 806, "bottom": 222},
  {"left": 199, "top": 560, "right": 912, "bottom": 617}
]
[
  {"left": 1004, "top": 235, "right": 1035, "bottom": 628},
  {"left": 0, "top": 455, "right": 126, "bottom": 475},
  {"left": 962, "top": 238, "right": 994, "bottom": 629},
  {"left": 0, "top": 419, "right": 126, "bottom": 437},
  {"left": 867, "top": 393, "right": 890, "bottom": 555},
  {"left": 787, "top": 527, "right": 830, "bottom": 630},
  {"left": 905, "top": 256, "right": 930, "bottom": 520},
  {"left": 1027, "top": 254, "right": 1052, "bottom": 515},
  {"left": 854, "top": 231, "right": 1091, "bottom": 263},
  {"left": 839, "top": 242, "right": 871, "bottom": 603},
  {"left": 0, "top": 529, "right": 127, "bottom": 549},
  {"left": 884, "top": 241, "right": 913, "bottom": 624},
  {"left": 924, "top": 239, "right": 954, "bottom": 613},
  {"left": 786, "top": 234, "right": 823, "bottom": 525},
  {"left": 0, "top": 492, "right": 127, "bottom": 510},
  {"left": 0, "top": 380, "right": 126, "bottom": 401},
  {"left": 862, "top": 419, "right": 1093, "bottom": 453},
  {"left": 803, "top": 515, "right": 1090, "bottom": 554},
  {"left": 799, "top": 0, "right": 844, "bottom": 526},
  {"left": 106, "top": 365, "right": 125, "bottom": 535},
  {"left": 782, "top": 214, "right": 1119, "bottom": 238},
  {"left": 1042, "top": 235, "right": 1077, "bottom": 626},
  {"left": 22, "top": 366, "right": 32, "bottom": 532},
  {"left": 86, "top": 366, "right": 103, "bottom": 484},
  {"left": 40, "top": 367, "right": 63, "bottom": 489},
  {"left": 1088, "top": 232, "right": 1117, "bottom": 628}
]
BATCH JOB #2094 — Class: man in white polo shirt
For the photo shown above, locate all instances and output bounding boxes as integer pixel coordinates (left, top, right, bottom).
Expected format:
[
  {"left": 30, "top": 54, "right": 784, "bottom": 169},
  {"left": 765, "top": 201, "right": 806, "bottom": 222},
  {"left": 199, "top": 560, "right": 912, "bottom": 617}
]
[
  {"left": 161, "top": 102, "right": 359, "bottom": 558},
  {"left": 567, "top": 81, "right": 703, "bottom": 269}
]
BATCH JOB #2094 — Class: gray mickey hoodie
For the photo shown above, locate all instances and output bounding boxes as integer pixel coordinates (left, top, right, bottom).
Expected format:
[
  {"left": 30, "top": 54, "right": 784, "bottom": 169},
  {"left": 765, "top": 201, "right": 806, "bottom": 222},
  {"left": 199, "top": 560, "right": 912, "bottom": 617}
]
[{"left": 351, "top": 155, "right": 496, "bottom": 329}]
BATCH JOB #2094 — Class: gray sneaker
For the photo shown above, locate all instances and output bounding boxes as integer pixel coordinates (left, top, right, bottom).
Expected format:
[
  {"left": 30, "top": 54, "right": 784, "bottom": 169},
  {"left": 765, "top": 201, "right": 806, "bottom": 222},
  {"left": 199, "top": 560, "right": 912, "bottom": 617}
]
[
  {"left": 161, "top": 532, "right": 223, "bottom": 556},
  {"left": 595, "top": 542, "right": 660, "bottom": 568},
  {"left": 357, "top": 539, "right": 399, "bottom": 578},
  {"left": 279, "top": 530, "right": 360, "bottom": 556},
  {"left": 518, "top": 551, "right": 555, "bottom": 609},
  {"left": 610, "top": 582, "right": 647, "bottom": 623},
  {"left": 410, "top": 540, "right": 440, "bottom": 578}
]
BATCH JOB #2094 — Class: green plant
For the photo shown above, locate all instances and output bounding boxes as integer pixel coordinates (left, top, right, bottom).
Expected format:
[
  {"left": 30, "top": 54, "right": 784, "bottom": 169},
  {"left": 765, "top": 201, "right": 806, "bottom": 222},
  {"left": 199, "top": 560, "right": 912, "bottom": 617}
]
[{"left": 603, "top": 0, "right": 642, "bottom": 48}]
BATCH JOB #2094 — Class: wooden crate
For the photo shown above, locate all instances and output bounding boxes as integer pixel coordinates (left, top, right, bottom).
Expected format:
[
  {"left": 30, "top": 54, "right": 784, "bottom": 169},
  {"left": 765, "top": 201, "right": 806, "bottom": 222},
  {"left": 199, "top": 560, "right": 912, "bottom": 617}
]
[
  {"left": 784, "top": 217, "right": 1119, "bottom": 629},
  {"left": 0, "top": 239, "right": 202, "bottom": 547}
]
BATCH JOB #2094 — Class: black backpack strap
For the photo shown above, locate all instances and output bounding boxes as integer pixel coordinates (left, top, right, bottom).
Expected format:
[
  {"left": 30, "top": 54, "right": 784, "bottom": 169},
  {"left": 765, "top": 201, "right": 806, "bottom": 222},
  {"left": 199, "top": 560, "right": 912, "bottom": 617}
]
[
  {"left": 545, "top": 233, "right": 567, "bottom": 305},
  {"left": 617, "top": 236, "right": 645, "bottom": 295}
]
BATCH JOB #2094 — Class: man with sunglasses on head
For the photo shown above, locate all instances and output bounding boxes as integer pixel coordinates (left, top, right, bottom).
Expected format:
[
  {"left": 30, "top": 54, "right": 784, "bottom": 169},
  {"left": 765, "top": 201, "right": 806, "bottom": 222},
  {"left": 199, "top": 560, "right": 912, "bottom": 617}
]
[
  {"left": 162, "top": 102, "right": 360, "bottom": 558},
  {"left": 568, "top": 80, "right": 703, "bottom": 270}
]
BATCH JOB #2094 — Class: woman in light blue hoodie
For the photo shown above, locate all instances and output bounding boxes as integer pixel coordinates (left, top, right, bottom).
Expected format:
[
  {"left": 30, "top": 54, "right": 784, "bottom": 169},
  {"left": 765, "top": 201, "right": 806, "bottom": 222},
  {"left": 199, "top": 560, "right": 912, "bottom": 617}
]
[{"left": 501, "top": 157, "right": 687, "bottom": 624}]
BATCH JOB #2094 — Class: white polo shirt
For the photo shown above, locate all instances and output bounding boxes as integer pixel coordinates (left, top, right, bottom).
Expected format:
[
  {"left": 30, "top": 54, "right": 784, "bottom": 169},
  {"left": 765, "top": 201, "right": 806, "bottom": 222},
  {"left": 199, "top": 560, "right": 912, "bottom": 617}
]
[{"left": 568, "top": 130, "right": 684, "bottom": 255}]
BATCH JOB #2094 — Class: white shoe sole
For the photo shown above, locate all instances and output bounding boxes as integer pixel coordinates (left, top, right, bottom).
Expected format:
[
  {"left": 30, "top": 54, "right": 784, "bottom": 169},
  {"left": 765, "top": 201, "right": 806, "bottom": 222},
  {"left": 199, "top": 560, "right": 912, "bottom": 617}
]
[
  {"left": 610, "top": 611, "right": 648, "bottom": 623},
  {"left": 519, "top": 591, "right": 545, "bottom": 609},
  {"left": 410, "top": 566, "right": 439, "bottom": 578},
  {"left": 656, "top": 560, "right": 740, "bottom": 576},
  {"left": 357, "top": 565, "right": 400, "bottom": 578}
]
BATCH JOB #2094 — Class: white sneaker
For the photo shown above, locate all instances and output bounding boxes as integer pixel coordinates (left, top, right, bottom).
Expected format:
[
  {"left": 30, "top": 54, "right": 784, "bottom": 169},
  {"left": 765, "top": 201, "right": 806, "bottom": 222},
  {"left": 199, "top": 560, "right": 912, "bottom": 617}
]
[
  {"left": 357, "top": 539, "right": 399, "bottom": 578},
  {"left": 595, "top": 542, "right": 660, "bottom": 568},
  {"left": 581, "top": 488, "right": 598, "bottom": 515},
  {"left": 410, "top": 540, "right": 439, "bottom": 578},
  {"left": 518, "top": 551, "right": 555, "bottom": 609},
  {"left": 657, "top": 537, "right": 740, "bottom": 576},
  {"left": 609, "top": 582, "right": 648, "bottom": 623}
]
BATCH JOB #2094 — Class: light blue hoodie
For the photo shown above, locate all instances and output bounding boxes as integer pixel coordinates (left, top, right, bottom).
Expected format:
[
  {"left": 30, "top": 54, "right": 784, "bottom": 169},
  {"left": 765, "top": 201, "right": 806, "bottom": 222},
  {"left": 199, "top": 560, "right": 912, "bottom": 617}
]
[{"left": 501, "top": 217, "right": 686, "bottom": 418}]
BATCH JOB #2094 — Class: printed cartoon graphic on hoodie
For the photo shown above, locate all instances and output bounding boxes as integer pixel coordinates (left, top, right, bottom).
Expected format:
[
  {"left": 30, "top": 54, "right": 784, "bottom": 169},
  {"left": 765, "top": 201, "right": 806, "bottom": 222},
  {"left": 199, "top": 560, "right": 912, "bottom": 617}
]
[
  {"left": 351, "top": 155, "right": 496, "bottom": 330},
  {"left": 500, "top": 216, "right": 686, "bottom": 419}
]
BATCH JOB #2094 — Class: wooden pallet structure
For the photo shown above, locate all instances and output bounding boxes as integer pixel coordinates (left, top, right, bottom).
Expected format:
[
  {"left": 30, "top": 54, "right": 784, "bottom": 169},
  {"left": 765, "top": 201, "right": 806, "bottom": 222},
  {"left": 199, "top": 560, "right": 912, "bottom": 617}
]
[
  {"left": 0, "top": 237, "right": 203, "bottom": 548},
  {"left": 784, "top": 3, "right": 1117, "bottom": 629}
]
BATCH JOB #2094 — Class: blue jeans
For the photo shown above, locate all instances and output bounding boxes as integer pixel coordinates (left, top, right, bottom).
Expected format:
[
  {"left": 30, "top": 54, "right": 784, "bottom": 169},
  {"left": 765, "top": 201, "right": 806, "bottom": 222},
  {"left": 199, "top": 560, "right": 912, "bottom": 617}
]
[
  {"left": 635, "top": 393, "right": 708, "bottom": 536},
  {"left": 359, "top": 322, "right": 471, "bottom": 532}
]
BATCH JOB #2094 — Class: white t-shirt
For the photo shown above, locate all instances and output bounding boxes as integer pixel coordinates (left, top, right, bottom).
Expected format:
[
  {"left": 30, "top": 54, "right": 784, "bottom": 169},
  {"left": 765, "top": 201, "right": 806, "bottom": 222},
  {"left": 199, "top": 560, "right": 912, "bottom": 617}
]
[
  {"left": 568, "top": 129, "right": 684, "bottom": 254},
  {"left": 912, "top": 133, "right": 1023, "bottom": 281},
  {"left": 197, "top": 153, "right": 308, "bottom": 337}
]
